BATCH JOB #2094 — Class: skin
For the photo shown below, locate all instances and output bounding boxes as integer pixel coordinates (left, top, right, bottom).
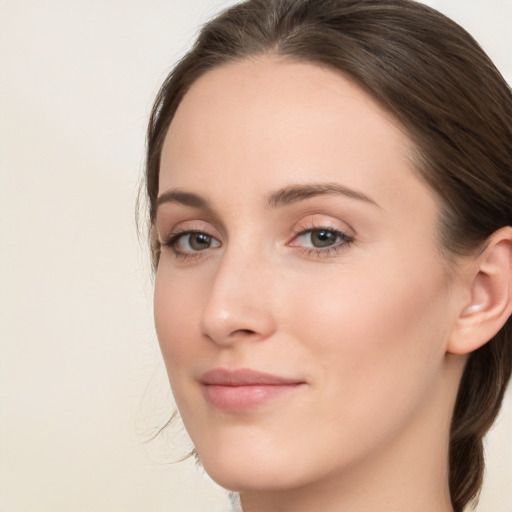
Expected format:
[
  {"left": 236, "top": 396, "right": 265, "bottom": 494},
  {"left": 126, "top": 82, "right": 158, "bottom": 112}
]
[{"left": 153, "top": 57, "right": 472, "bottom": 512}]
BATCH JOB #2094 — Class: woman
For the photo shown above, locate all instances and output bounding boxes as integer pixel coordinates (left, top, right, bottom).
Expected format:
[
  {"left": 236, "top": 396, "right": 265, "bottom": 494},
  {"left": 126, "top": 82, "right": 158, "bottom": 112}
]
[{"left": 142, "top": 1, "right": 512, "bottom": 511}]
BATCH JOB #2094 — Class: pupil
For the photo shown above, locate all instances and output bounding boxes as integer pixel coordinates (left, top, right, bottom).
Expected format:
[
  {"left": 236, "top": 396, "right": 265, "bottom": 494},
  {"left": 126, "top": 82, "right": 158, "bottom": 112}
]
[
  {"left": 190, "top": 233, "right": 210, "bottom": 250},
  {"left": 312, "top": 230, "right": 335, "bottom": 248}
]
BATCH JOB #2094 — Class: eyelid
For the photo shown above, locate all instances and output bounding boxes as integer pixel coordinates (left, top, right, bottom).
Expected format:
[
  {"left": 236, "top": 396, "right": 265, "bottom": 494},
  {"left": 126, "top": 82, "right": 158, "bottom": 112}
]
[
  {"left": 160, "top": 230, "right": 221, "bottom": 262},
  {"left": 287, "top": 218, "right": 355, "bottom": 257},
  {"left": 158, "top": 219, "right": 219, "bottom": 242},
  {"left": 155, "top": 206, "right": 226, "bottom": 240},
  {"left": 158, "top": 220, "right": 222, "bottom": 260},
  {"left": 289, "top": 226, "right": 353, "bottom": 245},
  {"left": 290, "top": 216, "right": 354, "bottom": 239}
]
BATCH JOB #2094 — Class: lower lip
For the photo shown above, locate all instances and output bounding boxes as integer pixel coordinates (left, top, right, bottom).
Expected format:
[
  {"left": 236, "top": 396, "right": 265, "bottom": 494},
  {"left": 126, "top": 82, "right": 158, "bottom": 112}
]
[{"left": 203, "top": 384, "right": 303, "bottom": 411}]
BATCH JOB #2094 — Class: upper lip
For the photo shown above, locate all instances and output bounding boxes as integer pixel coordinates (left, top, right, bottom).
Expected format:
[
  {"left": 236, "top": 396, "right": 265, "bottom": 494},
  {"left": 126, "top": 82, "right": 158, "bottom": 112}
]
[{"left": 200, "top": 368, "right": 304, "bottom": 386}]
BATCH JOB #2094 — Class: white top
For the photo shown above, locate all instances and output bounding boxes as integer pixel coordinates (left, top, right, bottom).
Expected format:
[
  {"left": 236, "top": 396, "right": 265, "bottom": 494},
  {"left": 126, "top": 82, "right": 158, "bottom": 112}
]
[{"left": 229, "top": 492, "right": 242, "bottom": 511}]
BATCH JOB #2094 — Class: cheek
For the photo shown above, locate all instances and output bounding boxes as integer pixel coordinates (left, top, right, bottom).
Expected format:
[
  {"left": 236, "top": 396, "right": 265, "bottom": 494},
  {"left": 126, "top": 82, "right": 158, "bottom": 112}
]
[
  {"left": 153, "top": 267, "right": 203, "bottom": 378},
  {"left": 284, "top": 254, "right": 452, "bottom": 421}
]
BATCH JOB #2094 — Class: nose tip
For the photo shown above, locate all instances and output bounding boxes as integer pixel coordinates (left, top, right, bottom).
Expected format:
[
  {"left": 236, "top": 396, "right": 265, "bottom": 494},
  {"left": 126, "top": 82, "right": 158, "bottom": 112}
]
[
  {"left": 200, "top": 268, "right": 277, "bottom": 346},
  {"left": 201, "top": 301, "right": 276, "bottom": 346}
]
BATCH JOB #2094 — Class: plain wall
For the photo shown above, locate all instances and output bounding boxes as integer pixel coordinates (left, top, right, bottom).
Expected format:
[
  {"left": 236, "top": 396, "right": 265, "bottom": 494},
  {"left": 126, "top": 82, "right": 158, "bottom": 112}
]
[{"left": 1, "top": 1, "right": 511, "bottom": 511}]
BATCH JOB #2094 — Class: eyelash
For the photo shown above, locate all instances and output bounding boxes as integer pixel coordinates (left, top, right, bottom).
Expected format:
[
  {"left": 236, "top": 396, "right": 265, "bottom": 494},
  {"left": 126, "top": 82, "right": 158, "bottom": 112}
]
[
  {"left": 291, "top": 223, "right": 354, "bottom": 258},
  {"left": 161, "top": 224, "right": 354, "bottom": 261},
  {"left": 162, "top": 229, "right": 218, "bottom": 261}
]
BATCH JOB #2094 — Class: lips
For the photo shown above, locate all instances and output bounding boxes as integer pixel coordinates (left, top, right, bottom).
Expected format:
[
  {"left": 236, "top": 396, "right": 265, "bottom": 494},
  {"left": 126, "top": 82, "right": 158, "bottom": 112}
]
[{"left": 200, "top": 368, "right": 305, "bottom": 411}]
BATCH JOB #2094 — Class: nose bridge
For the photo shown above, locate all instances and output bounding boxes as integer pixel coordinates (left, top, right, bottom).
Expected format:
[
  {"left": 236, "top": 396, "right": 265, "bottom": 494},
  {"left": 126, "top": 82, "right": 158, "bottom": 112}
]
[{"left": 200, "top": 239, "right": 276, "bottom": 345}]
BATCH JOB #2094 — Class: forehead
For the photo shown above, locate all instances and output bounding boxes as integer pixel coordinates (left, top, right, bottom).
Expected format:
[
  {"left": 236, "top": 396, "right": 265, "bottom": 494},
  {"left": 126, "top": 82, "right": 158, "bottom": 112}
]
[{"left": 159, "top": 56, "right": 430, "bottom": 217}]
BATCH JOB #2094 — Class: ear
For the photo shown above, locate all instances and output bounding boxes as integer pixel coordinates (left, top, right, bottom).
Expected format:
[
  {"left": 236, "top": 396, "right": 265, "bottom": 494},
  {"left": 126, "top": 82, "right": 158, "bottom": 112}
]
[{"left": 447, "top": 227, "right": 512, "bottom": 355}]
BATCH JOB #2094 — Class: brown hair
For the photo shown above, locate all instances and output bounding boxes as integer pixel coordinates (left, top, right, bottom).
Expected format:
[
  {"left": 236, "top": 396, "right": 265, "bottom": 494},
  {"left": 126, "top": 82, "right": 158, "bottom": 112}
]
[{"left": 143, "top": 1, "right": 512, "bottom": 510}]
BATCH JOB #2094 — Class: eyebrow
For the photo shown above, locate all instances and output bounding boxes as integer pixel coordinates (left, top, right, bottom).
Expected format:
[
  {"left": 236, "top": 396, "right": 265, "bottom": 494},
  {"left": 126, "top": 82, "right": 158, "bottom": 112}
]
[
  {"left": 156, "top": 189, "right": 211, "bottom": 209},
  {"left": 266, "top": 183, "right": 380, "bottom": 208},
  {"left": 156, "top": 182, "right": 380, "bottom": 211}
]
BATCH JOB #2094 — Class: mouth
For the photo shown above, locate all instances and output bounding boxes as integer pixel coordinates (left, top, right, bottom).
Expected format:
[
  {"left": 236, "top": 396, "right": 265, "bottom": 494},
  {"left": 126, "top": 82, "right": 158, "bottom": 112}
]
[{"left": 200, "top": 368, "right": 306, "bottom": 411}]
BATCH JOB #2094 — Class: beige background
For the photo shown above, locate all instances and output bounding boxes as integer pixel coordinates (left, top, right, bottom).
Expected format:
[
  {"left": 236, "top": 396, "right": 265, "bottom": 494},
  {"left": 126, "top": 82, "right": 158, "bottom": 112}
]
[{"left": 1, "top": 1, "right": 511, "bottom": 511}]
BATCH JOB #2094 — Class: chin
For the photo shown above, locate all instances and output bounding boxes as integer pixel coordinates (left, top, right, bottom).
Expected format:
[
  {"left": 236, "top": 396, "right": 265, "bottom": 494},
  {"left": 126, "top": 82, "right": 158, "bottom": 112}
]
[
  {"left": 198, "top": 446, "right": 308, "bottom": 492},
  {"left": 206, "top": 469, "right": 300, "bottom": 493}
]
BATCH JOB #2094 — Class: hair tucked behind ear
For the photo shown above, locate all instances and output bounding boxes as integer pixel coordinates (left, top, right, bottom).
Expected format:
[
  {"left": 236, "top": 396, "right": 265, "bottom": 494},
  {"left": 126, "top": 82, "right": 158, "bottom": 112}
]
[
  {"left": 144, "top": 1, "right": 512, "bottom": 509},
  {"left": 449, "top": 324, "right": 512, "bottom": 509}
]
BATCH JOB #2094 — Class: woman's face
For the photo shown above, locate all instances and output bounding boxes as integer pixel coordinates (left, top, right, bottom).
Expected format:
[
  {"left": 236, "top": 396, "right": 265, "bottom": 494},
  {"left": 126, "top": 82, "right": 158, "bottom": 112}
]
[{"left": 154, "top": 57, "right": 463, "bottom": 493}]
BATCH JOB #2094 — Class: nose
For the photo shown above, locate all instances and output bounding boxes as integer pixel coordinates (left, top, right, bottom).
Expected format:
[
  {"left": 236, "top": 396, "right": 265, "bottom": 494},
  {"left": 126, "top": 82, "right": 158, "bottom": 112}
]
[{"left": 200, "top": 247, "right": 277, "bottom": 346}]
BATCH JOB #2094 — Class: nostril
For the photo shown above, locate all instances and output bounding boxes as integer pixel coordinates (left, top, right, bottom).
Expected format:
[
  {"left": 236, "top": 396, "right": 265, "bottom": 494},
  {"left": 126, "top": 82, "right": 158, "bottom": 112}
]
[{"left": 235, "top": 329, "right": 256, "bottom": 336}]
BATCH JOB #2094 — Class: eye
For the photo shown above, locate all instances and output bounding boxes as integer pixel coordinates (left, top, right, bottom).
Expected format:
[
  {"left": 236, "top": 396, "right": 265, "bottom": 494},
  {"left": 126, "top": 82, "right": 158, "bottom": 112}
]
[
  {"left": 300, "top": 229, "right": 344, "bottom": 248},
  {"left": 290, "top": 226, "right": 353, "bottom": 256},
  {"left": 164, "top": 230, "right": 221, "bottom": 258}
]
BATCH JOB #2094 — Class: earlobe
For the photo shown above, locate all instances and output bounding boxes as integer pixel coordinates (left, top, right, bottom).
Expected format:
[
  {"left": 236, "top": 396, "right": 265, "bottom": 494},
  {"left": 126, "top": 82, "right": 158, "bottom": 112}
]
[{"left": 448, "top": 227, "right": 512, "bottom": 355}]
